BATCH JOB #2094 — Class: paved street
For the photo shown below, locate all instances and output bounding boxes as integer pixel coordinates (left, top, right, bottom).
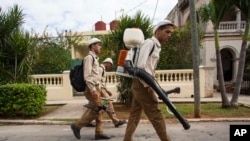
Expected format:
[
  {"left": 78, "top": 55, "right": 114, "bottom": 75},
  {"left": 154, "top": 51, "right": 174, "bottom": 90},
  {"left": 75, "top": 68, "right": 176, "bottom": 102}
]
[
  {"left": 0, "top": 93, "right": 250, "bottom": 141},
  {"left": 1, "top": 121, "right": 249, "bottom": 141}
]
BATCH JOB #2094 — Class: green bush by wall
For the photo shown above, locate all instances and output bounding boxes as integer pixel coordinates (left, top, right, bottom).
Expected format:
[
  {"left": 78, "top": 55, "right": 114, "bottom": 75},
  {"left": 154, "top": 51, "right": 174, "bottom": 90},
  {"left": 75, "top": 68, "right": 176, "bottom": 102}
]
[{"left": 0, "top": 83, "right": 47, "bottom": 118}]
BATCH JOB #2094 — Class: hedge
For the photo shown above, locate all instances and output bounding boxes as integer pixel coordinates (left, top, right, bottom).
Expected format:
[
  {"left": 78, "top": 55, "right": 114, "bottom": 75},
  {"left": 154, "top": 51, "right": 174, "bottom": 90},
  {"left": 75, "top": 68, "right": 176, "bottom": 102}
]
[{"left": 0, "top": 83, "right": 47, "bottom": 118}]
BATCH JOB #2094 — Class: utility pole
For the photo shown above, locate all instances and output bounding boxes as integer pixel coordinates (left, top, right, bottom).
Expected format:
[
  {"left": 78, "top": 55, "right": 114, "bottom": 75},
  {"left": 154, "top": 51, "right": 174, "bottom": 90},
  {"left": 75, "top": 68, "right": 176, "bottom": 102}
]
[{"left": 189, "top": 0, "right": 201, "bottom": 118}]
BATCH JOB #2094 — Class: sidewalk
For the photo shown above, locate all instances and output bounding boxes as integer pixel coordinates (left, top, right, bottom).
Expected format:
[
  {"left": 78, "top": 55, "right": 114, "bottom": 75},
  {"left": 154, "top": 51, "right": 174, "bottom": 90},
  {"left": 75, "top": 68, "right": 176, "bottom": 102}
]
[
  {"left": 1, "top": 93, "right": 250, "bottom": 141},
  {"left": 1, "top": 93, "right": 250, "bottom": 125}
]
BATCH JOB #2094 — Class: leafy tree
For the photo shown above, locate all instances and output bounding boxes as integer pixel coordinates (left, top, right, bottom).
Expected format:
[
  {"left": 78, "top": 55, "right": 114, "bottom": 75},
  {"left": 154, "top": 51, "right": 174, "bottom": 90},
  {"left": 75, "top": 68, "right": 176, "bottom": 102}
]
[
  {"left": 31, "top": 29, "right": 86, "bottom": 74},
  {"left": 32, "top": 45, "right": 71, "bottom": 74},
  {"left": 98, "top": 34, "right": 117, "bottom": 67},
  {"left": 158, "top": 22, "right": 201, "bottom": 70}
]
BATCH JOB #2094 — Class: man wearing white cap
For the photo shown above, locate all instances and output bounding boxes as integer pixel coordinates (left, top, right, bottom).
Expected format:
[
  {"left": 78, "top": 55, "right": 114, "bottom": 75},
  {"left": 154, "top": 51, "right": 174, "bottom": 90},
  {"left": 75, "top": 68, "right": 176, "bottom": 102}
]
[
  {"left": 70, "top": 38, "right": 111, "bottom": 140},
  {"left": 123, "top": 20, "right": 175, "bottom": 141},
  {"left": 87, "top": 58, "right": 126, "bottom": 128}
]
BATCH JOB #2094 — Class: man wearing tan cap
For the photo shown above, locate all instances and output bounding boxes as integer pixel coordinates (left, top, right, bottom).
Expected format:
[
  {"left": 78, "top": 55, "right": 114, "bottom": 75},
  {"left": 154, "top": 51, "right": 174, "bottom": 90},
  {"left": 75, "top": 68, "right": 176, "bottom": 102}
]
[
  {"left": 70, "top": 38, "right": 111, "bottom": 140},
  {"left": 123, "top": 20, "right": 175, "bottom": 141},
  {"left": 86, "top": 58, "right": 126, "bottom": 128}
]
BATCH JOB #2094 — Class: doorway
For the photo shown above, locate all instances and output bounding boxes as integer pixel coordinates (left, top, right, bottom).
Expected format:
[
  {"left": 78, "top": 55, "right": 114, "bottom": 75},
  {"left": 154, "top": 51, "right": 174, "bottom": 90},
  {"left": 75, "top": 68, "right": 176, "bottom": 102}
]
[{"left": 221, "top": 48, "right": 233, "bottom": 81}]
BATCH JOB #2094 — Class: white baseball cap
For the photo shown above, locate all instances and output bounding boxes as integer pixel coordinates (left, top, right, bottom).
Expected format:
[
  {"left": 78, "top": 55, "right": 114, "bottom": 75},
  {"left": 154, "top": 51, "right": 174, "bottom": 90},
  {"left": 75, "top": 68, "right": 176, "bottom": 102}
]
[
  {"left": 103, "top": 58, "right": 113, "bottom": 65},
  {"left": 153, "top": 20, "right": 175, "bottom": 34},
  {"left": 87, "top": 38, "right": 102, "bottom": 47}
]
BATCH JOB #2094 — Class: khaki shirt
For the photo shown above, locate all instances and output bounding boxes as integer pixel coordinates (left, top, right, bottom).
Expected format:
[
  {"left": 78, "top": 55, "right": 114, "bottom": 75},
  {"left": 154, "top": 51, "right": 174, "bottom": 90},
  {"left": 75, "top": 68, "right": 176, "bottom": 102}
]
[
  {"left": 84, "top": 51, "right": 100, "bottom": 92},
  {"left": 99, "top": 64, "right": 106, "bottom": 89},
  {"left": 136, "top": 36, "right": 161, "bottom": 87}
]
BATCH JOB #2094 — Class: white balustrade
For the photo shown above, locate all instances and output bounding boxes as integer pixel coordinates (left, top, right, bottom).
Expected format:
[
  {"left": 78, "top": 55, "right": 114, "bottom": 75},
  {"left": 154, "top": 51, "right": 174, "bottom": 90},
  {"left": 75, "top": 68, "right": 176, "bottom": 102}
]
[
  {"left": 218, "top": 21, "right": 245, "bottom": 32},
  {"left": 105, "top": 72, "right": 119, "bottom": 84},
  {"left": 30, "top": 68, "right": 213, "bottom": 100},
  {"left": 104, "top": 70, "right": 194, "bottom": 85},
  {"left": 30, "top": 72, "right": 72, "bottom": 101},
  {"left": 30, "top": 74, "right": 63, "bottom": 86},
  {"left": 155, "top": 70, "right": 193, "bottom": 83}
]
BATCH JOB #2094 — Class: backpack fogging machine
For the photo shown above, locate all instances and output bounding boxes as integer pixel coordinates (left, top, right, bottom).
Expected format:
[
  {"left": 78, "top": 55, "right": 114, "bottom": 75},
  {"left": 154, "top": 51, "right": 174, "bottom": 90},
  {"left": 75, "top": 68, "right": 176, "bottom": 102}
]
[{"left": 116, "top": 28, "right": 190, "bottom": 130}]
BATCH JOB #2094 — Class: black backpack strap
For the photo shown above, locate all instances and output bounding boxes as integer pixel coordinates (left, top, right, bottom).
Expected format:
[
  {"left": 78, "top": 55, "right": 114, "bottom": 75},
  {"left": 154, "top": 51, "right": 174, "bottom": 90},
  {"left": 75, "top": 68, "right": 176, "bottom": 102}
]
[
  {"left": 100, "top": 65, "right": 105, "bottom": 77},
  {"left": 86, "top": 54, "right": 95, "bottom": 65},
  {"left": 149, "top": 38, "right": 156, "bottom": 56},
  {"left": 149, "top": 45, "right": 155, "bottom": 56}
]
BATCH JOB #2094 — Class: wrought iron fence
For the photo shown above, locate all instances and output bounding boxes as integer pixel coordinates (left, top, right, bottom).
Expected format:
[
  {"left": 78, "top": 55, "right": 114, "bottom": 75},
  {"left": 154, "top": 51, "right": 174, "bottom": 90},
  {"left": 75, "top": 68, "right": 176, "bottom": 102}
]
[{"left": 241, "top": 74, "right": 250, "bottom": 95}]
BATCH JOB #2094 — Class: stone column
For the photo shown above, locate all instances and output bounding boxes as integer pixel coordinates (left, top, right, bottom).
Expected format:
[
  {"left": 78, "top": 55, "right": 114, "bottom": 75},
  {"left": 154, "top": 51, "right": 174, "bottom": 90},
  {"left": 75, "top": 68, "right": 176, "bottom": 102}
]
[
  {"left": 200, "top": 66, "right": 215, "bottom": 97},
  {"left": 235, "top": 8, "right": 241, "bottom": 30}
]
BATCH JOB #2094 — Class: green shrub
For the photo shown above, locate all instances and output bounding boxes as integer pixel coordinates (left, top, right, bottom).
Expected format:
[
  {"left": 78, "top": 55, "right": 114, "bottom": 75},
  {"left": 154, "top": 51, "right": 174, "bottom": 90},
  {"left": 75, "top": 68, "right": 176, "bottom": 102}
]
[{"left": 0, "top": 83, "right": 47, "bottom": 118}]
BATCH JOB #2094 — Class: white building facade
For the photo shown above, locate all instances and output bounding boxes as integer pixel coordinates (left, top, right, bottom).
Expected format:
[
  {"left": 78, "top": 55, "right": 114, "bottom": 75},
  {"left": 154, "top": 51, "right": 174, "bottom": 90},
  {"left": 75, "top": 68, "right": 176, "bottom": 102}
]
[{"left": 167, "top": 0, "right": 245, "bottom": 87}]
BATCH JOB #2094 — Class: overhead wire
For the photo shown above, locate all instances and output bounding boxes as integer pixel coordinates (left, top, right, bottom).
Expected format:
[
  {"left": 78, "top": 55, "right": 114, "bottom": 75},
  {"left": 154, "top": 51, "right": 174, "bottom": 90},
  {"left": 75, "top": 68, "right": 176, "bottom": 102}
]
[
  {"left": 152, "top": 0, "right": 159, "bottom": 22},
  {"left": 124, "top": 0, "right": 160, "bottom": 24},
  {"left": 125, "top": 0, "right": 148, "bottom": 14}
]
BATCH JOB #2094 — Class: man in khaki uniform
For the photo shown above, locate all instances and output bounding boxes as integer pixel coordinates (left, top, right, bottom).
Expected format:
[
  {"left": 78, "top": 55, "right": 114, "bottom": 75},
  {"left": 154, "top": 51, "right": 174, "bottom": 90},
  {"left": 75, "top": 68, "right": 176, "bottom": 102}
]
[
  {"left": 87, "top": 58, "right": 126, "bottom": 128},
  {"left": 70, "top": 38, "right": 111, "bottom": 140},
  {"left": 123, "top": 20, "right": 176, "bottom": 141}
]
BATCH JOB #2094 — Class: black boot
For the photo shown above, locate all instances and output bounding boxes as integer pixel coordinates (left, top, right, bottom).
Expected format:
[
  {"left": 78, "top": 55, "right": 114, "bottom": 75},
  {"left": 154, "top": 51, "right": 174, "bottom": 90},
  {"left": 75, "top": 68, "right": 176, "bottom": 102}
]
[
  {"left": 70, "top": 124, "right": 81, "bottom": 139},
  {"left": 115, "top": 120, "right": 126, "bottom": 128},
  {"left": 86, "top": 123, "right": 96, "bottom": 127},
  {"left": 95, "top": 134, "right": 111, "bottom": 140}
]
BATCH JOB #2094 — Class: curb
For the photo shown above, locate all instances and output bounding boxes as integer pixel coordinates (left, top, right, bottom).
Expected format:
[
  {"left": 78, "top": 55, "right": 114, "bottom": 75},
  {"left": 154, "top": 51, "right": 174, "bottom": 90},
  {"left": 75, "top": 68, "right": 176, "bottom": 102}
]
[{"left": 0, "top": 120, "right": 70, "bottom": 125}]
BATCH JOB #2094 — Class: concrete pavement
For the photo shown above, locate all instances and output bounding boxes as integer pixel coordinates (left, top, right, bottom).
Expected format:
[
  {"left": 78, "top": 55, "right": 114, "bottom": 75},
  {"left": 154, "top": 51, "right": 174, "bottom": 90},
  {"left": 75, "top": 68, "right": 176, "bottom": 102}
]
[
  {"left": 0, "top": 93, "right": 250, "bottom": 141},
  {"left": 0, "top": 121, "right": 250, "bottom": 141}
]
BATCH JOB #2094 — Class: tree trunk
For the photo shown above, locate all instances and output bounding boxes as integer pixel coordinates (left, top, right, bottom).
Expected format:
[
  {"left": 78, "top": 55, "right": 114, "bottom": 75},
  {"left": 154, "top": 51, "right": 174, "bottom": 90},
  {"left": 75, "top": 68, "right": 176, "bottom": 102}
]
[
  {"left": 214, "top": 31, "right": 230, "bottom": 108},
  {"left": 189, "top": 0, "right": 201, "bottom": 118},
  {"left": 231, "top": 22, "right": 250, "bottom": 107}
]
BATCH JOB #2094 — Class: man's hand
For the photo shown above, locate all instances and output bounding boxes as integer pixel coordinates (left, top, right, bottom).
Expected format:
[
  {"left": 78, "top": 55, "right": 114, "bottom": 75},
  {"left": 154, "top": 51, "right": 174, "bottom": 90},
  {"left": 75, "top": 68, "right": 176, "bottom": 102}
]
[
  {"left": 107, "top": 90, "right": 112, "bottom": 96},
  {"left": 91, "top": 91, "right": 98, "bottom": 98},
  {"left": 147, "top": 87, "right": 154, "bottom": 94}
]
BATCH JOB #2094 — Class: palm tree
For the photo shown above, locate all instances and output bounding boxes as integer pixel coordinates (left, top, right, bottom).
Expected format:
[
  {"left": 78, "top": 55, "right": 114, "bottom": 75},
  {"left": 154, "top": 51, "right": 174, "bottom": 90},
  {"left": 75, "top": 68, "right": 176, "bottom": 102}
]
[
  {"left": 197, "top": 0, "right": 235, "bottom": 107},
  {"left": 231, "top": 0, "right": 250, "bottom": 107},
  {"left": 0, "top": 5, "right": 24, "bottom": 44},
  {"left": 0, "top": 5, "right": 37, "bottom": 84},
  {"left": 0, "top": 5, "right": 25, "bottom": 84},
  {"left": 5, "top": 28, "right": 38, "bottom": 83},
  {"left": 110, "top": 10, "right": 152, "bottom": 63}
]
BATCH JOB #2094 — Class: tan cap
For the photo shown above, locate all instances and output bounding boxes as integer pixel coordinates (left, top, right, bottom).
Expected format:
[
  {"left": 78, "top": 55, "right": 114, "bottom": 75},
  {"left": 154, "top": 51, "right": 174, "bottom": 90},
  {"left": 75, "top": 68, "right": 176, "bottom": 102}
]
[
  {"left": 103, "top": 58, "right": 113, "bottom": 65},
  {"left": 153, "top": 20, "right": 175, "bottom": 34},
  {"left": 87, "top": 38, "right": 102, "bottom": 47}
]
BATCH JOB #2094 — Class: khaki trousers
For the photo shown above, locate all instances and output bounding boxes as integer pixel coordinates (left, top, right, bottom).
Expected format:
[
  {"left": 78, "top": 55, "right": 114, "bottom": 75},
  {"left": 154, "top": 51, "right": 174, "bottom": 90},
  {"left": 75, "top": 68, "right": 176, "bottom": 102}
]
[
  {"left": 75, "top": 86, "right": 103, "bottom": 135},
  {"left": 123, "top": 79, "right": 171, "bottom": 141},
  {"left": 101, "top": 88, "right": 120, "bottom": 125}
]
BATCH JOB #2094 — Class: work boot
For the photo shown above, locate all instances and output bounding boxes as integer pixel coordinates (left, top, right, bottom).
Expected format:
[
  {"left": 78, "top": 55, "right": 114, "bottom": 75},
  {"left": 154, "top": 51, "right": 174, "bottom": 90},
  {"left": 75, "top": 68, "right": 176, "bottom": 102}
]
[
  {"left": 86, "top": 123, "right": 96, "bottom": 127},
  {"left": 95, "top": 134, "right": 111, "bottom": 140},
  {"left": 70, "top": 124, "right": 81, "bottom": 139},
  {"left": 115, "top": 120, "right": 126, "bottom": 128}
]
